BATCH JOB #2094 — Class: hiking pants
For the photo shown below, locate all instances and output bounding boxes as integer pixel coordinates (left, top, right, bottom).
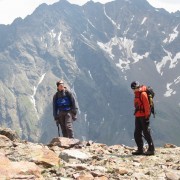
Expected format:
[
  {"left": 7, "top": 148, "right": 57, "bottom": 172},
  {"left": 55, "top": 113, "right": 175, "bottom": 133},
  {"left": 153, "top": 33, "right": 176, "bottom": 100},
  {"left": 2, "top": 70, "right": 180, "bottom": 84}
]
[
  {"left": 134, "top": 117, "right": 154, "bottom": 151},
  {"left": 57, "top": 111, "right": 74, "bottom": 138}
]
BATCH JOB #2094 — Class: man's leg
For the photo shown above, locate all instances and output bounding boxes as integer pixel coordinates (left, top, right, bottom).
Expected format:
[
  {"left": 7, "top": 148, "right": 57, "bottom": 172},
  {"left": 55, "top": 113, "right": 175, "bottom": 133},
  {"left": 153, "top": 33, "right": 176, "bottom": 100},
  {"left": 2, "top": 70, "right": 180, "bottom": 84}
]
[
  {"left": 65, "top": 112, "right": 74, "bottom": 138},
  {"left": 133, "top": 117, "right": 144, "bottom": 155},
  {"left": 142, "top": 118, "right": 155, "bottom": 155},
  {"left": 58, "top": 113, "right": 68, "bottom": 137}
]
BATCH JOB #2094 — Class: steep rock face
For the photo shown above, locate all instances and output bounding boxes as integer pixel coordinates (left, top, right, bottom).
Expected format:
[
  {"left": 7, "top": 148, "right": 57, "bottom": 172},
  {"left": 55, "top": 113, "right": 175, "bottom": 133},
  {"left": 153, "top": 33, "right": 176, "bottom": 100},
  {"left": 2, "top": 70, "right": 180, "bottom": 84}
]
[{"left": 0, "top": 0, "right": 179, "bottom": 145}]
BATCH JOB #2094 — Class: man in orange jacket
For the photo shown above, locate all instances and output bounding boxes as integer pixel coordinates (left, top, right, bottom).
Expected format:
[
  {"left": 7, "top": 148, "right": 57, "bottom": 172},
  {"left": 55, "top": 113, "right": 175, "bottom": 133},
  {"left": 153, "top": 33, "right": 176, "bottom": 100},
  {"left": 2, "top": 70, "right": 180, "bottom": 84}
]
[{"left": 131, "top": 81, "right": 155, "bottom": 155}]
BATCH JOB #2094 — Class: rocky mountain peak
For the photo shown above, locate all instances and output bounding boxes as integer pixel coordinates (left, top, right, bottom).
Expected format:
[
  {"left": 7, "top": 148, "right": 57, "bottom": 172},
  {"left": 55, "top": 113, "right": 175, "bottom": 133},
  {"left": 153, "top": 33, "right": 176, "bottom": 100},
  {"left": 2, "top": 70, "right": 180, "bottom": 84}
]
[{"left": 0, "top": 128, "right": 179, "bottom": 179}]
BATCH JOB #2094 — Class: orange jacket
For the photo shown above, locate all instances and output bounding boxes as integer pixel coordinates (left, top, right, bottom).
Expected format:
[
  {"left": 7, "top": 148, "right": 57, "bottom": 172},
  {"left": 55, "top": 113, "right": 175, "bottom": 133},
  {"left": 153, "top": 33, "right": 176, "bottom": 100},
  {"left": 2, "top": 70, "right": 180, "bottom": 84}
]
[{"left": 134, "top": 86, "right": 150, "bottom": 118}]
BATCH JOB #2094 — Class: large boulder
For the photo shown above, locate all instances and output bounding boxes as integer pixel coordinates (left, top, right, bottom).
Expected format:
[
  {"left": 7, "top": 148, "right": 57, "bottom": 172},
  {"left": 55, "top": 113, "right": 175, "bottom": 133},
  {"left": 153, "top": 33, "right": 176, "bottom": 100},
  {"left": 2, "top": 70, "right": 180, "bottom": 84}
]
[
  {"left": 60, "top": 149, "right": 92, "bottom": 162},
  {"left": 49, "top": 137, "right": 80, "bottom": 148},
  {"left": 164, "top": 143, "right": 177, "bottom": 148},
  {"left": 12, "top": 142, "right": 60, "bottom": 168},
  {"left": 0, "top": 128, "right": 19, "bottom": 141},
  {"left": 0, "top": 153, "right": 43, "bottom": 179},
  {"left": 0, "top": 135, "right": 13, "bottom": 148}
]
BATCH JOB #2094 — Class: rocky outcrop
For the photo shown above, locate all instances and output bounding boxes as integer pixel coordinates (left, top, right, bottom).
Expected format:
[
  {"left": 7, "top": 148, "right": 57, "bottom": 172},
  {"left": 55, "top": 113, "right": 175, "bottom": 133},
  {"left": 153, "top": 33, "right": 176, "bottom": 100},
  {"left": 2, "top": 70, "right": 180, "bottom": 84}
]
[
  {"left": 0, "top": 128, "right": 20, "bottom": 141},
  {"left": 0, "top": 153, "right": 43, "bottom": 179},
  {"left": 0, "top": 0, "right": 179, "bottom": 146},
  {"left": 0, "top": 128, "right": 179, "bottom": 179},
  {"left": 49, "top": 137, "right": 80, "bottom": 148}
]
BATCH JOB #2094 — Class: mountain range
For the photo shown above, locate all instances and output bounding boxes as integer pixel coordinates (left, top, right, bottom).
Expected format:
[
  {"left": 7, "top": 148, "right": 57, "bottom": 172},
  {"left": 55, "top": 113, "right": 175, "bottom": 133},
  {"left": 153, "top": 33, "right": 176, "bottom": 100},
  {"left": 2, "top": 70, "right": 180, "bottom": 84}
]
[{"left": 0, "top": 0, "right": 179, "bottom": 146}]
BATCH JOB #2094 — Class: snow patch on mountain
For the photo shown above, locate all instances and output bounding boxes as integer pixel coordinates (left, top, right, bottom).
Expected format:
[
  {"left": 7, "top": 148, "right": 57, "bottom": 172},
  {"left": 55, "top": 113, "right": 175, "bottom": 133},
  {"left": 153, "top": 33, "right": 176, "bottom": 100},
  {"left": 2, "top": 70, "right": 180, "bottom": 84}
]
[
  {"left": 164, "top": 76, "right": 180, "bottom": 97},
  {"left": 100, "top": 117, "right": 105, "bottom": 125},
  {"left": 80, "top": 34, "right": 96, "bottom": 50},
  {"left": 116, "top": 49, "right": 149, "bottom": 70},
  {"left": 124, "top": 27, "right": 130, "bottom": 35},
  {"left": 141, "top": 17, "right": 147, "bottom": 25},
  {"left": 174, "top": 76, "right": 180, "bottom": 84},
  {"left": 87, "top": 19, "right": 96, "bottom": 28},
  {"left": 155, "top": 50, "right": 180, "bottom": 75},
  {"left": 103, "top": 6, "right": 120, "bottom": 29},
  {"left": 58, "top": 32, "right": 62, "bottom": 45},
  {"left": 131, "top": 16, "right": 134, "bottom": 21},
  {"left": 41, "top": 30, "right": 62, "bottom": 46},
  {"left": 164, "top": 83, "right": 175, "bottom": 97},
  {"left": 88, "top": 70, "right": 93, "bottom": 80},
  {"left": 116, "top": 59, "right": 130, "bottom": 71},
  {"left": 84, "top": 113, "right": 87, "bottom": 123},
  {"left": 164, "top": 85, "right": 176, "bottom": 97},
  {"left": 163, "top": 38, "right": 168, "bottom": 43},
  {"left": 97, "top": 36, "right": 149, "bottom": 71},
  {"left": 163, "top": 25, "right": 179, "bottom": 43},
  {"left": 169, "top": 25, "right": 179, "bottom": 43},
  {"left": 97, "top": 40, "right": 115, "bottom": 59},
  {"left": 48, "top": 30, "right": 62, "bottom": 44},
  {"left": 29, "top": 73, "right": 46, "bottom": 117},
  {"left": 48, "top": 29, "right": 56, "bottom": 39}
]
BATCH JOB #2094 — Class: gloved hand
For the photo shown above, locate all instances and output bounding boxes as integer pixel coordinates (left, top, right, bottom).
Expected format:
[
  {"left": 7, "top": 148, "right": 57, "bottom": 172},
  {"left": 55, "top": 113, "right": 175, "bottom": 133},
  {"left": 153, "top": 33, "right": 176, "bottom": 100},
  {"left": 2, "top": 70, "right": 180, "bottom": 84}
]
[
  {"left": 145, "top": 117, "right": 149, "bottom": 121},
  {"left": 54, "top": 116, "right": 59, "bottom": 125},
  {"left": 54, "top": 115, "right": 59, "bottom": 121},
  {"left": 145, "top": 116, "right": 150, "bottom": 125},
  {"left": 71, "top": 109, "right": 77, "bottom": 116},
  {"left": 56, "top": 120, "right": 59, "bottom": 126},
  {"left": 145, "top": 115, "right": 150, "bottom": 120},
  {"left": 72, "top": 114, "right": 77, "bottom": 121},
  {"left": 71, "top": 109, "right": 77, "bottom": 121}
]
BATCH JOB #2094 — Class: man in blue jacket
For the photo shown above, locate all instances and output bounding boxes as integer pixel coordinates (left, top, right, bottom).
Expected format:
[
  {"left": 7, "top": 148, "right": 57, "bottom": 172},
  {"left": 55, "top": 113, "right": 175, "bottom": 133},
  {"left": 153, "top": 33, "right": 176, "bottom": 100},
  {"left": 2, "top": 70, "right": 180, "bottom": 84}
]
[{"left": 53, "top": 80, "right": 78, "bottom": 138}]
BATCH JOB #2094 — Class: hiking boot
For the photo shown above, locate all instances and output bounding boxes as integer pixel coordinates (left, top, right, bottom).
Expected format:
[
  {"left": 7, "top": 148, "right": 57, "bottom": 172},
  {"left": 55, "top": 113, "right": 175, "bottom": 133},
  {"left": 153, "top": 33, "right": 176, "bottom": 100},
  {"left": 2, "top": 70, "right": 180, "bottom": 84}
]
[
  {"left": 132, "top": 150, "right": 144, "bottom": 155},
  {"left": 144, "top": 150, "right": 155, "bottom": 156}
]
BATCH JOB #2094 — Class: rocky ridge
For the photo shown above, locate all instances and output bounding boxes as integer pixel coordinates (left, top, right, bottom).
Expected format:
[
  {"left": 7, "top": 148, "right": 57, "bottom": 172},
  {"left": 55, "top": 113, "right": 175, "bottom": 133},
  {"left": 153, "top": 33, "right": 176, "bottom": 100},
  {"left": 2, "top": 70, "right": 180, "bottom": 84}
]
[
  {"left": 0, "top": 0, "right": 179, "bottom": 146},
  {"left": 0, "top": 128, "right": 179, "bottom": 180}
]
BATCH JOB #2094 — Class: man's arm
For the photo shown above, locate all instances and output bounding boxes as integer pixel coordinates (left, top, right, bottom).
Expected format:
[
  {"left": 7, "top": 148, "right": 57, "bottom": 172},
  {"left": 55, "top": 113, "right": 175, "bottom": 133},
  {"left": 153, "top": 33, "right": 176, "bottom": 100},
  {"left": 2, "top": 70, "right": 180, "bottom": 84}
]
[
  {"left": 53, "top": 94, "right": 58, "bottom": 119},
  {"left": 67, "top": 91, "right": 78, "bottom": 114}
]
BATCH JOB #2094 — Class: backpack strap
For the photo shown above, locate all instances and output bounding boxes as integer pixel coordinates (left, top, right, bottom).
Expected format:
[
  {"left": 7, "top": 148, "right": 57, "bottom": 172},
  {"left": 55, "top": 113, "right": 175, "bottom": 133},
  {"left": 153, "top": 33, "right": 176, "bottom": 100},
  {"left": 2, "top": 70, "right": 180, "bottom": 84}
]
[
  {"left": 56, "top": 90, "right": 71, "bottom": 99},
  {"left": 135, "top": 92, "right": 145, "bottom": 113},
  {"left": 139, "top": 91, "right": 156, "bottom": 118}
]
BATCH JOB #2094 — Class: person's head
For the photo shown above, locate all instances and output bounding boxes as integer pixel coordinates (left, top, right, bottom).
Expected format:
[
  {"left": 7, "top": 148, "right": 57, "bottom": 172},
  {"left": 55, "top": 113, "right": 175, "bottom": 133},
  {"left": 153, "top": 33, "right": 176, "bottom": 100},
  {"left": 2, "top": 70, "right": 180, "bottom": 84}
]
[
  {"left": 131, "top": 81, "right": 140, "bottom": 91},
  {"left": 56, "top": 80, "right": 65, "bottom": 91}
]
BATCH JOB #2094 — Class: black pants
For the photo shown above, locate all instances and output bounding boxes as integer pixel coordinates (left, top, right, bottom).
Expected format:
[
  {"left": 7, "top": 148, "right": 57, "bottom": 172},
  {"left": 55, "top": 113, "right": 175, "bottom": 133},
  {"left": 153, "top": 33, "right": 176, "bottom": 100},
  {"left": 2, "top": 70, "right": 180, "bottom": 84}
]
[
  {"left": 134, "top": 117, "right": 154, "bottom": 151},
  {"left": 57, "top": 111, "right": 74, "bottom": 138}
]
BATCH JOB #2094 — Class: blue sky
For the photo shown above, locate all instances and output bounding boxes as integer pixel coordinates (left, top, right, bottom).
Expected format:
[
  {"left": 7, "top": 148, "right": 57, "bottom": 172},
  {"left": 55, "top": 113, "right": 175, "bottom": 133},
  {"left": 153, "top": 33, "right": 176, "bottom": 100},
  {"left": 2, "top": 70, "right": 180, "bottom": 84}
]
[{"left": 0, "top": 0, "right": 179, "bottom": 25}]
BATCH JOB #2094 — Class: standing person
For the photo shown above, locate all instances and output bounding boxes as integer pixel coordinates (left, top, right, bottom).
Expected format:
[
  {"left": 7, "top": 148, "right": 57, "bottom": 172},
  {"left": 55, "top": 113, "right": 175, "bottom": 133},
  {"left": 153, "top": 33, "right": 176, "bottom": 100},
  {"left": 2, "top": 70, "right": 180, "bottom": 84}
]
[
  {"left": 131, "top": 81, "right": 155, "bottom": 155},
  {"left": 53, "top": 80, "right": 78, "bottom": 138}
]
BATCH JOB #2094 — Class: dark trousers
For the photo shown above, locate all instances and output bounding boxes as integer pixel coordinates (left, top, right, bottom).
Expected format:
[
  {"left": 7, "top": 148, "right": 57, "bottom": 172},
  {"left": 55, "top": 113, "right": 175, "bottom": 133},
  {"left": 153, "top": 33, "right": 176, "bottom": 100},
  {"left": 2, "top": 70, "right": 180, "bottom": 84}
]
[
  {"left": 57, "top": 111, "right": 74, "bottom": 138},
  {"left": 134, "top": 117, "right": 154, "bottom": 151}
]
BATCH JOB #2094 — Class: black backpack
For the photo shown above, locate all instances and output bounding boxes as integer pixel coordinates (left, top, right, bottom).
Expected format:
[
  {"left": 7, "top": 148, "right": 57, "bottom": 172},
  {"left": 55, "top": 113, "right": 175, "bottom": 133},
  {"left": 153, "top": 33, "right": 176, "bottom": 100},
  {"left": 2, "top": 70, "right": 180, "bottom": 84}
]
[{"left": 145, "top": 86, "right": 155, "bottom": 118}]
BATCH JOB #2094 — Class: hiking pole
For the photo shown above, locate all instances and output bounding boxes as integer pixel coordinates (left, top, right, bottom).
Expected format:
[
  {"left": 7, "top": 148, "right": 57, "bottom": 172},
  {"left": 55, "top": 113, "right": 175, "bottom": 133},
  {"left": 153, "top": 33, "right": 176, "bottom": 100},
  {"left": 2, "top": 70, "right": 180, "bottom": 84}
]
[{"left": 57, "top": 123, "right": 60, "bottom": 137}]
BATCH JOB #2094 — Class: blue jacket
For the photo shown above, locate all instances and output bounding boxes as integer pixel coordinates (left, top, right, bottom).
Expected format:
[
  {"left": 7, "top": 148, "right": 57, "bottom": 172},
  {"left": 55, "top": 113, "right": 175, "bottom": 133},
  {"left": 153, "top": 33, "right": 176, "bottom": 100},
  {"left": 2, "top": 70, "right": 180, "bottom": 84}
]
[{"left": 53, "top": 89, "right": 78, "bottom": 119}]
